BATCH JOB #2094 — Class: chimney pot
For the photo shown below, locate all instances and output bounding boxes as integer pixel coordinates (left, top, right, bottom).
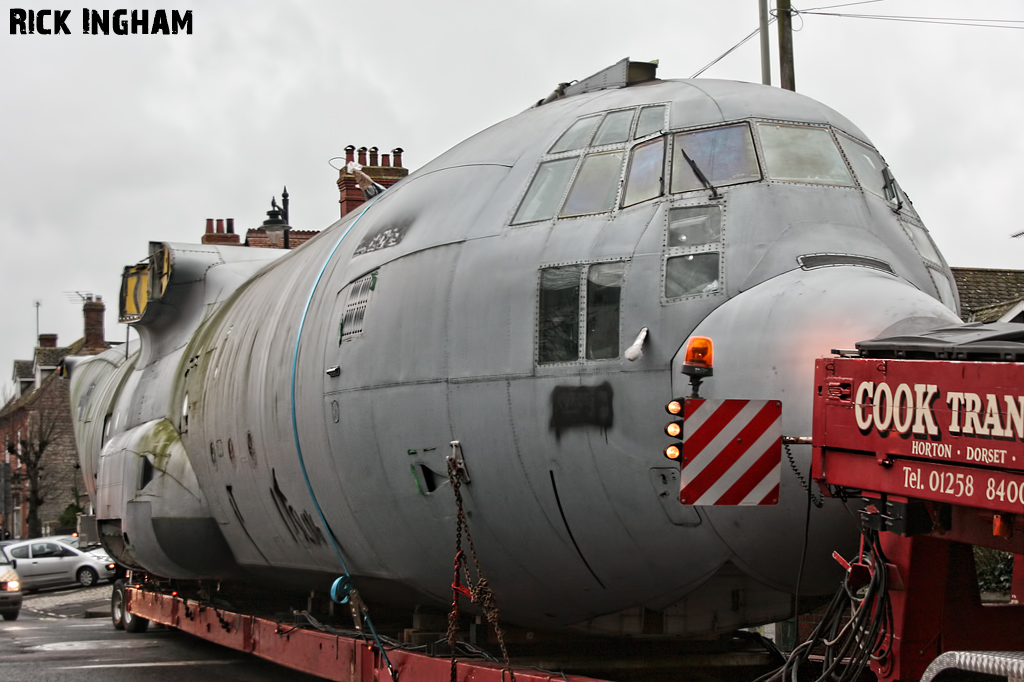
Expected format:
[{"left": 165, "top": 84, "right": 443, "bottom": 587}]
[
  {"left": 38, "top": 333, "right": 58, "bottom": 348},
  {"left": 382, "top": 153, "right": 391, "bottom": 167},
  {"left": 206, "top": 218, "right": 214, "bottom": 234},
  {"left": 369, "top": 147, "right": 379, "bottom": 166},
  {"left": 345, "top": 145, "right": 356, "bottom": 164},
  {"left": 357, "top": 147, "right": 368, "bottom": 165},
  {"left": 226, "top": 218, "right": 235, "bottom": 234},
  {"left": 392, "top": 147, "right": 404, "bottom": 168},
  {"left": 216, "top": 219, "right": 224, "bottom": 234}
]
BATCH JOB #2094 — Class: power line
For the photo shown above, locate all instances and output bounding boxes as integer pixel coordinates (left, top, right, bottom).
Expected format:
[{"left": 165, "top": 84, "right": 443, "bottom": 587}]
[
  {"left": 692, "top": 20, "right": 775, "bottom": 78},
  {"left": 796, "top": 11, "right": 1024, "bottom": 30}
]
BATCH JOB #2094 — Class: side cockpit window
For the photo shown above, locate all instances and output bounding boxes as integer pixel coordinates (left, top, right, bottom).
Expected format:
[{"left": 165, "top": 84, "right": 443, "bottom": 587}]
[
  {"left": 513, "top": 158, "right": 578, "bottom": 224},
  {"left": 538, "top": 262, "right": 626, "bottom": 364},
  {"left": 622, "top": 137, "right": 665, "bottom": 208},
  {"left": 664, "top": 206, "right": 722, "bottom": 300},
  {"left": 550, "top": 115, "right": 602, "bottom": 153},
  {"left": 561, "top": 151, "right": 625, "bottom": 217}
]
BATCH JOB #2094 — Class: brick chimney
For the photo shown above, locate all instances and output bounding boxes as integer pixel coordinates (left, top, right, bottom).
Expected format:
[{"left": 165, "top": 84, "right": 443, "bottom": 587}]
[
  {"left": 83, "top": 295, "right": 106, "bottom": 353},
  {"left": 337, "top": 144, "right": 410, "bottom": 217},
  {"left": 38, "top": 333, "right": 58, "bottom": 348},
  {"left": 201, "top": 217, "right": 241, "bottom": 246}
]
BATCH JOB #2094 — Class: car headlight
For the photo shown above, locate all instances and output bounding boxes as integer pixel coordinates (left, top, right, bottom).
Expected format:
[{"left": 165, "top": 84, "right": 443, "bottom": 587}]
[{"left": 2, "top": 580, "right": 19, "bottom": 592}]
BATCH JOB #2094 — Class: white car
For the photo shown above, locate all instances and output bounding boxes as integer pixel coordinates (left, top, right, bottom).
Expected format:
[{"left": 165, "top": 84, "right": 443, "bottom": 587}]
[{"left": 2, "top": 540, "right": 116, "bottom": 591}]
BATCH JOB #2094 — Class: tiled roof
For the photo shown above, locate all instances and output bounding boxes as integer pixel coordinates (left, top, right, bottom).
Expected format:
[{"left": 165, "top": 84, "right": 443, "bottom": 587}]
[
  {"left": 13, "top": 360, "right": 33, "bottom": 380},
  {"left": 244, "top": 229, "right": 320, "bottom": 249},
  {"left": 35, "top": 346, "right": 73, "bottom": 367},
  {"left": 951, "top": 268, "right": 1024, "bottom": 319}
]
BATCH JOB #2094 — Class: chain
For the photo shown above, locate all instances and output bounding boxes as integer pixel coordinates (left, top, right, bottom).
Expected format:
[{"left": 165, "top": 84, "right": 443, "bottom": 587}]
[
  {"left": 447, "top": 456, "right": 514, "bottom": 682},
  {"left": 785, "top": 441, "right": 824, "bottom": 508}
]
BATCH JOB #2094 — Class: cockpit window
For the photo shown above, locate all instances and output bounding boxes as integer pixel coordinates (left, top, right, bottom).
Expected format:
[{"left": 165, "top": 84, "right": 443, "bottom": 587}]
[
  {"left": 671, "top": 123, "right": 760, "bottom": 194},
  {"left": 758, "top": 123, "right": 854, "bottom": 186},
  {"left": 901, "top": 220, "right": 942, "bottom": 264},
  {"left": 512, "top": 158, "right": 578, "bottom": 224},
  {"left": 635, "top": 105, "right": 666, "bottom": 139},
  {"left": 622, "top": 137, "right": 665, "bottom": 208},
  {"left": 665, "top": 253, "right": 720, "bottom": 298},
  {"left": 836, "top": 133, "right": 887, "bottom": 197},
  {"left": 667, "top": 206, "right": 721, "bottom": 248},
  {"left": 593, "top": 110, "right": 636, "bottom": 146},
  {"left": 538, "top": 262, "right": 626, "bottom": 364},
  {"left": 549, "top": 115, "right": 602, "bottom": 153},
  {"left": 560, "top": 151, "right": 624, "bottom": 217}
]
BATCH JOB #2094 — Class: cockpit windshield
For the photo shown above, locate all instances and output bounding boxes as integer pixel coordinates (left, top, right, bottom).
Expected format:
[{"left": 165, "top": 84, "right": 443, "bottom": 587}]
[
  {"left": 671, "top": 123, "right": 760, "bottom": 194},
  {"left": 757, "top": 123, "right": 854, "bottom": 186}
]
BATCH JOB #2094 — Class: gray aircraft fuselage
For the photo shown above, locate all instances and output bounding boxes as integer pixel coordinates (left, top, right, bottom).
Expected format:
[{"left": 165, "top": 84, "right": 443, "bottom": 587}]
[{"left": 70, "top": 71, "right": 960, "bottom": 636}]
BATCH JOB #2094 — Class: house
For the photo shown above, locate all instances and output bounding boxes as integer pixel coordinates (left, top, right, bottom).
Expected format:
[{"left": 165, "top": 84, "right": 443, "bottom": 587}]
[
  {"left": 950, "top": 268, "right": 1024, "bottom": 323},
  {"left": 0, "top": 297, "right": 110, "bottom": 538}
]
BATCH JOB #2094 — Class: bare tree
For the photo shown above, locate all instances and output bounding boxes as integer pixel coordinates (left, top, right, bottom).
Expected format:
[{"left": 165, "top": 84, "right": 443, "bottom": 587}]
[{"left": 5, "top": 409, "right": 58, "bottom": 538}]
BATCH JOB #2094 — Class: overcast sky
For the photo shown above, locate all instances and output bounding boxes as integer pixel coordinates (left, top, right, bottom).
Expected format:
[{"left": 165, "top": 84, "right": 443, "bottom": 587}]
[{"left": 1, "top": 0, "right": 1022, "bottom": 392}]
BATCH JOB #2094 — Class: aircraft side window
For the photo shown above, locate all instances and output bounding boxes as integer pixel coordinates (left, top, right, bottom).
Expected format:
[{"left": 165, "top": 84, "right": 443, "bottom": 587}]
[
  {"left": 592, "top": 110, "right": 636, "bottom": 146},
  {"left": 757, "top": 123, "right": 854, "bottom": 186},
  {"left": 665, "top": 253, "right": 720, "bottom": 298},
  {"left": 671, "top": 123, "right": 760, "bottom": 194},
  {"left": 560, "top": 151, "right": 625, "bottom": 217},
  {"left": 549, "top": 115, "right": 602, "bottom": 153},
  {"left": 836, "top": 132, "right": 887, "bottom": 197},
  {"left": 539, "top": 266, "right": 582, "bottom": 364},
  {"left": 512, "top": 158, "right": 578, "bottom": 225},
  {"left": 538, "top": 262, "right": 626, "bottom": 364},
  {"left": 622, "top": 137, "right": 665, "bottom": 208},
  {"left": 635, "top": 105, "right": 666, "bottom": 139},
  {"left": 586, "top": 263, "right": 624, "bottom": 360}
]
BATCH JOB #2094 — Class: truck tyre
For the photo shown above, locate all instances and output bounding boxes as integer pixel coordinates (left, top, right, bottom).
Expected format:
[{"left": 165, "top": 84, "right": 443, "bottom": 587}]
[
  {"left": 122, "top": 585, "right": 150, "bottom": 634},
  {"left": 77, "top": 567, "right": 98, "bottom": 588},
  {"left": 1, "top": 610, "right": 17, "bottom": 621},
  {"left": 111, "top": 579, "right": 126, "bottom": 630}
]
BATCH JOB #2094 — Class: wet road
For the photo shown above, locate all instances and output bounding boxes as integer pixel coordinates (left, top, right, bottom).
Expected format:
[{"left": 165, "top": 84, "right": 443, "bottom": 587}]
[{"left": 0, "top": 584, "right": 326, "bottom": 681}]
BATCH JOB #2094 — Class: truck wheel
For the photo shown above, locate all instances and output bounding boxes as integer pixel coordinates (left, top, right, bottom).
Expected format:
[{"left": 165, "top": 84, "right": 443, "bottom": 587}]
[
  {"left": 122, "top": 586, "right": 150, "bottom": 634},
  {"left": 111, "top": 579, "right": 126, "bottom": 630},
  {"left": 77, "top": 567, "right": 98, "bottom": 588},
  {"left": 1, "top": 610, "right": 17, "bottom": 621}
]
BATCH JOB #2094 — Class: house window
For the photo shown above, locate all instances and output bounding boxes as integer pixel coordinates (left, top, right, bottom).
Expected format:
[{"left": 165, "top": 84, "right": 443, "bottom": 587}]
[{"left": 538, "top": 262, "right": 626, "bottom": 364}]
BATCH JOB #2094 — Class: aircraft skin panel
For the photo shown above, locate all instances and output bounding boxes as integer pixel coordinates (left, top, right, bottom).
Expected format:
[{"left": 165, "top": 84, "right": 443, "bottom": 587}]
[{"left": 70, "top": 73, "right": 968, "bottom": 635}]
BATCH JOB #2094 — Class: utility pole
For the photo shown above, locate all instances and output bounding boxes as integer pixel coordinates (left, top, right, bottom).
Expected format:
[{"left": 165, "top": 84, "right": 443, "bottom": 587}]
[
  {"left": 759, "top": 0, "right": 772, "bottom": 86},
  {"left": 777, "top": 0, "right": 796, "bottom": 91}
]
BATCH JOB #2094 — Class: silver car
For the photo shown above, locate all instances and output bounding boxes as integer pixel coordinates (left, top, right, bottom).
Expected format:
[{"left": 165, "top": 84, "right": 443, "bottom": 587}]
[{"left": 2, "top": 540, "right": 116, "bottom": 591}]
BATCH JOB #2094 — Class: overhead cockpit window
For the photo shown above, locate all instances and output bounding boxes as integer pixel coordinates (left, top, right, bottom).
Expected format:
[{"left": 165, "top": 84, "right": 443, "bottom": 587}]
[
  {"left": 836, "top": 133, "right": 887, "bottom": 197},
  {"left": 671, "top": 123, "right": 760, "bottom": 194},
  {"left": 622, "top": 137, "right": 665, "bottom": 208},
  {"left": 512, "top": 158, "right": 578, "bottom": 224},
  {"left": 538, "top": 262, "right": 626, "bottom": 364},
  {"left": 758, "top": 123, "right": 854, "bottom": 186},
  {"left": 635, "top": 105, "right": 666, "bottom": 139},
  {"left": 550, "top": 115, "right": 602, "bottom": 153},
  {"left": 665, "top": 253, "right": 720, "bottom": 298},
  {"left": 593, "top": 110, "right": 636, "bottom": 146},
  {"left": 901, "top": 220, "right": 942, "bottom": 264},
  {"left": 560, "top": 151, "right": 625, "bottom": 217}
]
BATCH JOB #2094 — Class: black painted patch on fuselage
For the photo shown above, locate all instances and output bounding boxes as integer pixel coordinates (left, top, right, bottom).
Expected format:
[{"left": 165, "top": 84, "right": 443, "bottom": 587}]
[
  {"left": 269, "top": 468, "right": 327, "bottom": 547},
  {"left": 550, "top": 382, "right": 614, "bottom": 440}
]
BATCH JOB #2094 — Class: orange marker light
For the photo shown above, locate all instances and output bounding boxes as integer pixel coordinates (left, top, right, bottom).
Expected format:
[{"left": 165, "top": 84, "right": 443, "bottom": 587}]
[
  {"left": 684, "top": 336, "right": 713, "bottom": 368},
  {"left": 666, "top": 399, "right": 683, "bottom": 415},
  {"left": 665, "top": 422, "right": 682, "bottom": 438},
  {"left": 665, "top": 445, "right": 682, "bottom": 460}
]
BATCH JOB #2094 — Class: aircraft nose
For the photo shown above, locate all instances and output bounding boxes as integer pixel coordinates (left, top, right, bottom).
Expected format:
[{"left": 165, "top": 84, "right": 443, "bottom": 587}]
[
  {"left": 673, "top": 265, "right": 961, "bottom": 594},
  {"left": 675, "top": 266, "right": 960, "bottom": 408}
]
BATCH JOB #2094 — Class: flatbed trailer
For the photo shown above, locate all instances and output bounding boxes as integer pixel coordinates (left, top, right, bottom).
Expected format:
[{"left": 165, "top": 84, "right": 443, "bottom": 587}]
[{"left": 812, "top": 329, "right": 1024, "bottom": 682}]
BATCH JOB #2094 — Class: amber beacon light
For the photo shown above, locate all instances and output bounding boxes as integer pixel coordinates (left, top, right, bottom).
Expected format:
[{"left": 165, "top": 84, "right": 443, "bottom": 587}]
[{"left": 682, "top": 336, "right": 714, "bottom": 377}]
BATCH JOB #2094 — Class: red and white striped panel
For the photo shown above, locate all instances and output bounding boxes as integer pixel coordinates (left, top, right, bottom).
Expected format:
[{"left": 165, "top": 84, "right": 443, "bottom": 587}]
[{"left": 679, "top": 398, "right": 782, "bottom": 506}]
